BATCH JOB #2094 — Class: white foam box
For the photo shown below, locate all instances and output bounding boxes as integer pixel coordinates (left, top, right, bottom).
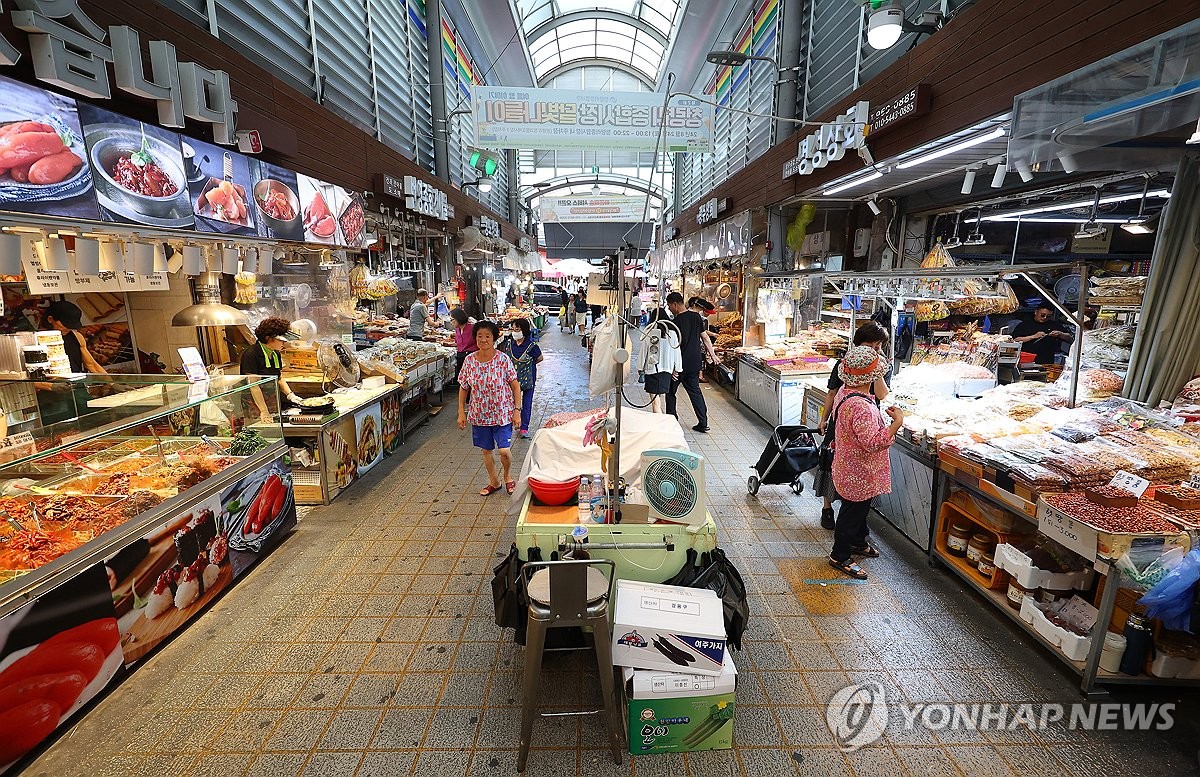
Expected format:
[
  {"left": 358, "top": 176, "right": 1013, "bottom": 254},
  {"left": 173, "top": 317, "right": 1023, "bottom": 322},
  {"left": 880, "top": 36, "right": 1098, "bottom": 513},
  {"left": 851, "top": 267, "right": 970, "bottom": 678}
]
[
  {"left": 612, "top": 579, "right": 726, "bottom": 676},
  {"left": 623, "top": 652, "right": 737, "bottom": 754}
]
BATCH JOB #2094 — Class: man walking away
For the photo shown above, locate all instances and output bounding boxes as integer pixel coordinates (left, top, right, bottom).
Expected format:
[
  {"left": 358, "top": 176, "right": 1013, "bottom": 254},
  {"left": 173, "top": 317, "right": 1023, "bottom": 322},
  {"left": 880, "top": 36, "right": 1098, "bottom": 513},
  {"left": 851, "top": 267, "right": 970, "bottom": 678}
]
[{"left": 664, "top": 291, "right": 709, "bottom": 433}]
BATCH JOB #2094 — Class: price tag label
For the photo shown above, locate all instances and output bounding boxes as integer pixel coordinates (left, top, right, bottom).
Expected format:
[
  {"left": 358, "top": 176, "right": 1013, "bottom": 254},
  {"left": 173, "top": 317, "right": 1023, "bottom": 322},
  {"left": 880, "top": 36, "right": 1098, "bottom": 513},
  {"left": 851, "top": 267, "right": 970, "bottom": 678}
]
[
  {"left": 178, "top": 347, "right": 209, "bottom": 383},
  {"left": 1038, "top": 504, "right": 1098, "bottom": 562},
  {"left": 1109, "top": 470, "right": 1150, "bottom": 498},
  {"left": 0, "top": 432, "right": 34, "bottom": 451},
  {"left": 1057, "top": 595, "right": 1099, "bottom": 632}
]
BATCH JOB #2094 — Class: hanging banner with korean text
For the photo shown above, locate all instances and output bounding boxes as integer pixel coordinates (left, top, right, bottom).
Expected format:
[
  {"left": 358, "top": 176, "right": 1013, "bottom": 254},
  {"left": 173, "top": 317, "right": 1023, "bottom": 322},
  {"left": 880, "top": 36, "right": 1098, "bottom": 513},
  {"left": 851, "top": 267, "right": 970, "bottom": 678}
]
[
  {"left": 472, "top": 87, "right": 713, "bottom": 152},
  {"left": 538, "top": 196, "right": 650, "bottom": 223}
]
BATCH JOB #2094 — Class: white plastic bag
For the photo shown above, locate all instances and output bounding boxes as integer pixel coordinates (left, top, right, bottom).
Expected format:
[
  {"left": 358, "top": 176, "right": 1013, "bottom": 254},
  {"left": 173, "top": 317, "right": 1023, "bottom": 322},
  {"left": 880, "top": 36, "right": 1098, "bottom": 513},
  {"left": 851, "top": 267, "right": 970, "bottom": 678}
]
[{"left": 589, "top": 317, "right": 630, "bottom": 397}]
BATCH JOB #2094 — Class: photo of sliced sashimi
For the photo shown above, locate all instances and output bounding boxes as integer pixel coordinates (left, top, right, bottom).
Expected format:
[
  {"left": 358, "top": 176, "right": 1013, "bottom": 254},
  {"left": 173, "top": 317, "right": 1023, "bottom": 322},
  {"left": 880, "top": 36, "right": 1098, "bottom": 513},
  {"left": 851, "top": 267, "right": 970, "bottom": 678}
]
[{"left": 304, "top": 190, "right": 337, "bottom": 238}]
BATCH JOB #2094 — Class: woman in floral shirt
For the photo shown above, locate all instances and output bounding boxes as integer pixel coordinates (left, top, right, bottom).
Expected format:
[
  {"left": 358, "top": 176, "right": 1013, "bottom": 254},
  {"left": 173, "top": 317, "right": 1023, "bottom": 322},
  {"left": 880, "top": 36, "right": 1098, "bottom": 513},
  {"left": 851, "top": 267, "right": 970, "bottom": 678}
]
[
  {"left": 827, "top": 345, "right": 904, "bottom": 579},
  {"left": 458, "top": 320, "right": 523, "bottom": 495}
]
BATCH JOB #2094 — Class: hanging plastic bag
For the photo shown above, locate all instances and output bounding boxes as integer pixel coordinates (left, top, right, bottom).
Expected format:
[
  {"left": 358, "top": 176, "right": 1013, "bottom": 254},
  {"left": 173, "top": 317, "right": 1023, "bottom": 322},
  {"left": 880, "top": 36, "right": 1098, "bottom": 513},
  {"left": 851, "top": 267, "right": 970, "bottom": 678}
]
[
  {"left": 920, "top": 242, "right": 956, "bottom": 269},
  {"left": 1137, "top": 548, "right": 1200, "bottom": 632},
  {"left": 589, "top": 317, "right": 630, "bottom": 397}
]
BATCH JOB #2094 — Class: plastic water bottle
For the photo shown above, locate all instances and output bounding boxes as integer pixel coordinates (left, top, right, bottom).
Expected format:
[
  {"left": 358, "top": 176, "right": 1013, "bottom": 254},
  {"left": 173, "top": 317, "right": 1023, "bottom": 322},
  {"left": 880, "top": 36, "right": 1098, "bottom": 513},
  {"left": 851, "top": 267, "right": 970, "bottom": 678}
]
[
  {"left": 591, "top": 474, "right": 605, "bottom": 498},
  {"left": 577, "top": 477, "right": 592, "bottom": 523}
]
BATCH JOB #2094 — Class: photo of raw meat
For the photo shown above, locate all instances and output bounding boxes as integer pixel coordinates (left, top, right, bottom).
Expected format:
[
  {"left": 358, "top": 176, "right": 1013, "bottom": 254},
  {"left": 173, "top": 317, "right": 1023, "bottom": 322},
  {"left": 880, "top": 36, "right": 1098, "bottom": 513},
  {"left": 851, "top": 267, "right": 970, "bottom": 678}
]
[
  {"left": 0, "top": 565, "right": 122, "bottom": 774},
  {"left": 186, "top": 138, "right": 257, "bottom": 236},
  {"left": 298, "top": 174, "right": 343, "bottom": 244},
  {"left": 0, "top": 74, "right": 99, "bottom": 221}
]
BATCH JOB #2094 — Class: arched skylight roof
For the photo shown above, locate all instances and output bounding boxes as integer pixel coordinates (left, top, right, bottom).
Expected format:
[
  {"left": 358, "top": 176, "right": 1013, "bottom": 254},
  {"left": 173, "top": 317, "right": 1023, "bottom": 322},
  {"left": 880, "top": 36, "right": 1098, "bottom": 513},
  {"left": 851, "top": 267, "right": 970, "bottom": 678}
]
[{"left": 516, "top": 0, "right": 684, "bottom": 85}]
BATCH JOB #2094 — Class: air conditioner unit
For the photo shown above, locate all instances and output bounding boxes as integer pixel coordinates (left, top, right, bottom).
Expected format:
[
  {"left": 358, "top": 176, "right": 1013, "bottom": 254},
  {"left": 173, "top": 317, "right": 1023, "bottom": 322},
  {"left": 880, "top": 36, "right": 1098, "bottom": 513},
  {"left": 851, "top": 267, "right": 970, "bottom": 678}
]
[{"left": 641, "top": 449, "right": 706, "bottom": 526}]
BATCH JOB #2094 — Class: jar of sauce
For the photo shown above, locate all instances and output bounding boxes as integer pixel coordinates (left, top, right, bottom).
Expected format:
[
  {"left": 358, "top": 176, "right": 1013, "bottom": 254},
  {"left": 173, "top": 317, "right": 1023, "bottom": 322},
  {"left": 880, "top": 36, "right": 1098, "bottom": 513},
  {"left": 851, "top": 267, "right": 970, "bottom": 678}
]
[
  {"left": 947, "top": 523, "right": 972, "bottom": 556},
  {"left": 966, "top": 532, "right": 995, "bottom": 565},
  {"left": 977, "top": 551, "right": 997, "bottom": 578},
  {"left": 1007, "top": 579, "right": 1034, "bottom": 611}
]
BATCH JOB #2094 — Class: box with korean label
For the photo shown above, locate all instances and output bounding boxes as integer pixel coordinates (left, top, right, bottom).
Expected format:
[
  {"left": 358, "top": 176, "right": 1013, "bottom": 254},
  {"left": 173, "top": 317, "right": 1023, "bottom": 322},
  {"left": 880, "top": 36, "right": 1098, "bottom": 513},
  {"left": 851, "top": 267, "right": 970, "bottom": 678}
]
[
  {"left": 623, "top": 653, "right": 737, "bottom": 754},
  {"left": 611, "top": 579, "right": 726, "bottom": 676}
]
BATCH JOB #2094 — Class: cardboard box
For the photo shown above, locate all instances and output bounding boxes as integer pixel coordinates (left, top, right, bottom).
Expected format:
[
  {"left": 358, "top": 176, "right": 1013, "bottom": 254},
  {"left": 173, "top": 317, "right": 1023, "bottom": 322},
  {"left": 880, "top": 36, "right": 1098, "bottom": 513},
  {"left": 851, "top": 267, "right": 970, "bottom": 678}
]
[
  {"left": 623, "top": 653, "right": 737, "bottom": 754},
  {"left": 612, "top": 580, "right": 726, "bottom": 676}
]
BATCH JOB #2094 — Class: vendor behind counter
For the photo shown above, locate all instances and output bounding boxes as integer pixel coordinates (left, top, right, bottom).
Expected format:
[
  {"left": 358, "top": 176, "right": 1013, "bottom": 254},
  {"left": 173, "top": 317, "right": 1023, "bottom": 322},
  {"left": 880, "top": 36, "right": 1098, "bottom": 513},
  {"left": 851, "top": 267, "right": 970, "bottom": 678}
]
[
  {"left": 1010, "top": 303, "right": 1075, "bottom": 365},
  {"left": 240, "top": 317, "right": 301, "bottom": 423}
]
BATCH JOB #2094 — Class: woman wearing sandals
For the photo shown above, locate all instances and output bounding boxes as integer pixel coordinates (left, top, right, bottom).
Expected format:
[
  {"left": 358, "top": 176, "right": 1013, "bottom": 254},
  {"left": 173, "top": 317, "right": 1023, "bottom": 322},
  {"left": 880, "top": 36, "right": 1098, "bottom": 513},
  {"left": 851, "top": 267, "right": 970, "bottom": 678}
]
[
  {"left": 457, "top": 320, "right": 523, "bottom": 496},
  {"left": 827, "top": 345, "right": 904, "bottom": 580}
]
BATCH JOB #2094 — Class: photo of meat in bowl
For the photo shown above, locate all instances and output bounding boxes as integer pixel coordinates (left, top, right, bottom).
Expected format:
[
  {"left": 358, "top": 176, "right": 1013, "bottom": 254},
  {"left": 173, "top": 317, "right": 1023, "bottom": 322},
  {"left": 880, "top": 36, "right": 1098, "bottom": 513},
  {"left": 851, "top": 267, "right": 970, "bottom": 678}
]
[
  {"left": 253, "top": 178, "right": 301, "bottom": 234},
  {"left": 80, "top": 110, "right": 191, "bottom": 227}
]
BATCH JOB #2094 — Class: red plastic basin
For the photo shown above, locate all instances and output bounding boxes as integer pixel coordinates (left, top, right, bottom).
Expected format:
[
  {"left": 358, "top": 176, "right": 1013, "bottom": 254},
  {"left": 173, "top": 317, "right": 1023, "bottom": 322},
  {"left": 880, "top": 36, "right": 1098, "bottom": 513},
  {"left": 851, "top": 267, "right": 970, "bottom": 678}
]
[{"left": 529, "top": 475, "right": 580, "bottom": 505}]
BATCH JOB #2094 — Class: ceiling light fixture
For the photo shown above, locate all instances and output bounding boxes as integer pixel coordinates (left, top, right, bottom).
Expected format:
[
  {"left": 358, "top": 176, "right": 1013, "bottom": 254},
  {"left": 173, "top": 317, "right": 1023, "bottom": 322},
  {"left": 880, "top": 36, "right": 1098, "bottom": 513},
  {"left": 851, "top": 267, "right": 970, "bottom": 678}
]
[
  {"left": 895, "top": 127, "right": 1006, "bottom": 170},
  {"left": 476, "top": 174, "right": 494, "bottom": 194},
  {"left": 867, "top": 0, "right": 942, "bottom": 51},
  {"left": 1013, "top": 160, "right": 1034, "bottom": 183},
  {"left": 990, "top": 161, "right": 1007, "bottom": 188},
  {"left": 823, "top": 169, "right": 882, "bottom": 195},
  {"left": 705, "top": 43, "right": 779, "bottom": 68},
  {"left": 1057, "top": 151, "right": 1080, "bottom": 173},
  {"left": 591, "top": 182, "right": 601, "bottom": 195},
  {"left": 961, "top": 165, "right": 979, "bottom": 195},
  {"left": 867, "top": 197, "right": 882, "bottom": 216}
]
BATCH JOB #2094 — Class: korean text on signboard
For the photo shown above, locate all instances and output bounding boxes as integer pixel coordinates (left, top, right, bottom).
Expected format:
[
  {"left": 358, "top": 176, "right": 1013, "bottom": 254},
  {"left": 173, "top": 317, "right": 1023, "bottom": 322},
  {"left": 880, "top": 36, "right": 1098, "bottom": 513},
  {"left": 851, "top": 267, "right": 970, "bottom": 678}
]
[
  {"left": 403, "top": 175, "right": 448, "bottom": 220},
  {"left": 783, "top": 101, "right": 869, "bottom": 179},
  {"left": 868, "top": 84, "right": 931, "bottom": 137},
  {"left": 2, "top": 2, "right": 237, "bottom": 144},
  {"left": 538, "top": 195, "right": 649, "bottom": 223},
  {"left": 472, "top": 86, "right": 713, "bottom": 152},
  {"left": 472, "top": 215, "right": 500, "bottom": 239}
]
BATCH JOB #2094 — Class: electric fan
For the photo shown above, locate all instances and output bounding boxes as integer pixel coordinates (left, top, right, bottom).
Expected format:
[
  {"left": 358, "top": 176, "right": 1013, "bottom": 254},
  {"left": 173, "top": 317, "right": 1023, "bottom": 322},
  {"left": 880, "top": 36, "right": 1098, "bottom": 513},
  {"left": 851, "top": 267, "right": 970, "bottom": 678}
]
[
  {"left": 316, "top": 340, "right": 360, "bottom": 388},
  {"left": 640, "top": 449, "right": 706, "bottom": 526}
]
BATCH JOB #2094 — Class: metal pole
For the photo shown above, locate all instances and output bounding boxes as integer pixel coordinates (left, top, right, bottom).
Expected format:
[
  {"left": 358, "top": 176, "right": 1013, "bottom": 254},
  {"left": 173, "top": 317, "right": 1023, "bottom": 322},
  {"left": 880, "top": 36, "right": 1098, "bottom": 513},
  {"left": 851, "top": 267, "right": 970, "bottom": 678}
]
[
  {"left": 506, "top": 149, "right": 520, "bottom": 225},
  {"left": 426, "top": 0, "right": 450, "bottom": 180},
  {"left": 1069, "top": 262, "right": 1089, "bottom": 409},
  {"left": 775, "top": 0, "right": 804, "bottom": 144},
  {"left": 1009, "top": 216, "right": 1021, "bottom": 265},
  {"left": 612, "top": 249, "right": 626, "bottom": 523}
]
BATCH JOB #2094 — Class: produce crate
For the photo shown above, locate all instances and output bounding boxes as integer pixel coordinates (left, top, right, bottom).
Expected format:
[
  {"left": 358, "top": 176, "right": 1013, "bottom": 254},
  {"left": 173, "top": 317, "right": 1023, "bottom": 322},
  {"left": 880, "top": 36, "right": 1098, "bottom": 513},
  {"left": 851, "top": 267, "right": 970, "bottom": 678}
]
[
  {"left": 993, "top": 543, "right": 1095, "bottom": 591},
  {"left": 1095, "top": 574, "right": 1147, "bottom": 633},
  {"left": 1019, "top": 596, "right": 1094, "bottom": 662}
]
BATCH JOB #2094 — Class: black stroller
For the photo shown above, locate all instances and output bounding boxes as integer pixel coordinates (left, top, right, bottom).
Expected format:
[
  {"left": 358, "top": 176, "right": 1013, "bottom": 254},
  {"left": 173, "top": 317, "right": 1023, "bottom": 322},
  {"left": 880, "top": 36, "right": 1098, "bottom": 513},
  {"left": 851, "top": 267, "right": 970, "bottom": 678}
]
[{"left": 747, "top": 425, "right": 821, "bottom": 496}]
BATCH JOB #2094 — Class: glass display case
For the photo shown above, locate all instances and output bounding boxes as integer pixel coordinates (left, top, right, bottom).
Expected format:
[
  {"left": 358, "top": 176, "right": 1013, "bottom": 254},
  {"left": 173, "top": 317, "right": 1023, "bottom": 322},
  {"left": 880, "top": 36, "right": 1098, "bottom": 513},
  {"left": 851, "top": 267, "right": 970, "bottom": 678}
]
[{"left": 0, "top": 374, "right": 296, "bottom": 659}]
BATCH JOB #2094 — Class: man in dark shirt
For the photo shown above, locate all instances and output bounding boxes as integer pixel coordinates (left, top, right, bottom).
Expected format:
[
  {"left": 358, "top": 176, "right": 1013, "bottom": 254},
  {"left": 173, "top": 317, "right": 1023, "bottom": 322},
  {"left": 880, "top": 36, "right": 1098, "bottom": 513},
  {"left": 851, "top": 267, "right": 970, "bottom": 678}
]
[
  {"left": 665, "top": 291, "right": 709, "bottom": 432},
  {"left": 1011, "top": 303, "right": 1073, "bottom": 365}
]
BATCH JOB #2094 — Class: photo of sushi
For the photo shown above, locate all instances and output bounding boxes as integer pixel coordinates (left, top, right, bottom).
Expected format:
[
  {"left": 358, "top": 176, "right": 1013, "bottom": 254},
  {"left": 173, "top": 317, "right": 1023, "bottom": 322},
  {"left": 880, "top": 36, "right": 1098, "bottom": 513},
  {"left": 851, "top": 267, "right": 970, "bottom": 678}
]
[{"left": 105, "top": 497, "right": 233, "bottom": 666}]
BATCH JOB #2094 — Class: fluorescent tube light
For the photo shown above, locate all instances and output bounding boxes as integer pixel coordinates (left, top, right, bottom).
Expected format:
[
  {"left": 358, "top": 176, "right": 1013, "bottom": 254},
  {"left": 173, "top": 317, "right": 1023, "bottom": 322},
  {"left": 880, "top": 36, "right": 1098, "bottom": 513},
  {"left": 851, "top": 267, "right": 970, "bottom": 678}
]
[
  {"left": 822, "top": 170, "right": 882, "bottom": 195},
  {"left": 895, "top": 127, "right": 1006, "bottom": 170},
  {"left": 982, "top": 190, "right": 1171, "bottom": 221}
]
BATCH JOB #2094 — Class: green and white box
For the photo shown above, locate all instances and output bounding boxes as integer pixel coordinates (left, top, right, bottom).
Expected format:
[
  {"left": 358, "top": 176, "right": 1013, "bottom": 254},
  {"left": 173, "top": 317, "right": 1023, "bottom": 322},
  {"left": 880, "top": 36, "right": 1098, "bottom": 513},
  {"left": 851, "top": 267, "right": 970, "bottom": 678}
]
[
  {"left": 612, "top": 579, "right": 727, "bottom": 676},
  {"left": 624, "top": 653, "right": 737, "bottom": 754}
]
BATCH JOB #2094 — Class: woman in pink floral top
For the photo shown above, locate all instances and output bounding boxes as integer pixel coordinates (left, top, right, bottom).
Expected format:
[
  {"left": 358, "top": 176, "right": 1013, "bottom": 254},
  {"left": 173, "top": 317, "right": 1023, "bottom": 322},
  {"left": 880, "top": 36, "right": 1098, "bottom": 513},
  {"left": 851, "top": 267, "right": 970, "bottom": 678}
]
[
  {"left": 827, "top": 345, "right": 904, "bottom": 579},
  {"left": 457, "top": 320, "right": 523, "bottom": 495}
]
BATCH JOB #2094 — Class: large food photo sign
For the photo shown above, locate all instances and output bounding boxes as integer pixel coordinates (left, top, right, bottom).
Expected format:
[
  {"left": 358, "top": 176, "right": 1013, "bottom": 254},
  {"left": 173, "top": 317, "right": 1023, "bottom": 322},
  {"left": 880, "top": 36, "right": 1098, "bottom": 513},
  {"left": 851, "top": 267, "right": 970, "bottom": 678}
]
[
  {"left": 106, "top": 456, "right": 296, "bottom": 665},
  {"left": 0, "top": 565, "right": 123, "bottom": 774}
]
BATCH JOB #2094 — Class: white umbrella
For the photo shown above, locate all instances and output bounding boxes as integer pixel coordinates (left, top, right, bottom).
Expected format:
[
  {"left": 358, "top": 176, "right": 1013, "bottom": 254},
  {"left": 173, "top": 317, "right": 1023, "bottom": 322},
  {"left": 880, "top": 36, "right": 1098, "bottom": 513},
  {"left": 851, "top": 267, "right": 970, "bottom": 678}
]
[{"left": 551, "top": 258, "right": 598, "bottom": 277}]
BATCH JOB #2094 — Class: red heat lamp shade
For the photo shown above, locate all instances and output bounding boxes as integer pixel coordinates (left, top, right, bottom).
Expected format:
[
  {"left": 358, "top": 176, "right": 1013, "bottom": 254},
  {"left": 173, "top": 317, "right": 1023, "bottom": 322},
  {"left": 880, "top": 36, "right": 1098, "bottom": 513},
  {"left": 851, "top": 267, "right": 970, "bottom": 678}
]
[{"left": 529, "top": 475, "right": 581, "bottom": 506}]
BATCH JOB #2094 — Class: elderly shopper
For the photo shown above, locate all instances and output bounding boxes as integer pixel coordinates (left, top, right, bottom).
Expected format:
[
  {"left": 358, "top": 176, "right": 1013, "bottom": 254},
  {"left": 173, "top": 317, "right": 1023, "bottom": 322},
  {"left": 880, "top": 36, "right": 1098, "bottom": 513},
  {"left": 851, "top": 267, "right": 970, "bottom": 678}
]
[
  {"left": 827, "top": 345, "right": 904, "bottom": 580},
  {"left": 457, "top": 320, "right": 522, "bottom": 495}
]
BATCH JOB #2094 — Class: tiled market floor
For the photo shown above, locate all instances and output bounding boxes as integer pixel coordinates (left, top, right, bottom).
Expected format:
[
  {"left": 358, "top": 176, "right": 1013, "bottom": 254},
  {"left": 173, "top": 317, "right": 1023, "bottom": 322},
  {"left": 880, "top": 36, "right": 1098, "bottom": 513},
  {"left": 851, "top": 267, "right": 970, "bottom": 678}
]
[{"left": 28, "top": 322, "right": 1200, "bottom": 776}]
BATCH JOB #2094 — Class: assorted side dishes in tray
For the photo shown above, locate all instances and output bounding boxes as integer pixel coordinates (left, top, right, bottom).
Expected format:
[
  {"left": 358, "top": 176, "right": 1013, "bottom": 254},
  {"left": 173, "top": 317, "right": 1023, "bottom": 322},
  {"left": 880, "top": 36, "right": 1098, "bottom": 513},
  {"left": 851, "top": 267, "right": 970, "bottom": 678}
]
[{"left": 0, "top": 439, "right": 247, "bottom": 581}]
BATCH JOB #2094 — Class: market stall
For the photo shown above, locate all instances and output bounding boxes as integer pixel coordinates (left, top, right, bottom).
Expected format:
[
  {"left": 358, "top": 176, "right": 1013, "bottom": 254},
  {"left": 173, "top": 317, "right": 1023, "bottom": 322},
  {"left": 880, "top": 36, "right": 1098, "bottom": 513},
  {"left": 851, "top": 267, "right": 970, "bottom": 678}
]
[
  {"left": 0, "top": 375, "right": 296, "bottom": 764},
  {"left": 282, "top": 338, "right": 452, "bottom": 504}
]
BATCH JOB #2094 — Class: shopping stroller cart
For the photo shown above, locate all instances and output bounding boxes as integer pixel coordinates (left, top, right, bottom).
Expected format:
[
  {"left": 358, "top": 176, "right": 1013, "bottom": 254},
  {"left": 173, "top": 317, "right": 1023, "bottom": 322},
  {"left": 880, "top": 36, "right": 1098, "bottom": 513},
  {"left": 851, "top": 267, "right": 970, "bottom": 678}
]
[{"left": 747, "top": 425, "right": 821, "bottom": 496}]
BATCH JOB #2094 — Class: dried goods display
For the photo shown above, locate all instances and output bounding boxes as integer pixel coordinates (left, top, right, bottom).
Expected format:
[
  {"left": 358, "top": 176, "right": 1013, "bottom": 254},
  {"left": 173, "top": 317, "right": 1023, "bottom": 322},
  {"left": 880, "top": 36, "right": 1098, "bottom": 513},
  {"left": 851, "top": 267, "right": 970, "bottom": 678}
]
[{"left": 1042, "top": 492, "right": 1181, "bottom": 534}]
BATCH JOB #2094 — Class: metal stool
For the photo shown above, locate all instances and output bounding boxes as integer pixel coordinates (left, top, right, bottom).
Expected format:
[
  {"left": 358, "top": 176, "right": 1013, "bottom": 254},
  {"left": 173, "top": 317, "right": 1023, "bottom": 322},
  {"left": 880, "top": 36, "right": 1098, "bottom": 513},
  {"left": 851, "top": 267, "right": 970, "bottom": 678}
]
[{"left": 518, "top": 559, "right": 623, "bottom": 772}]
